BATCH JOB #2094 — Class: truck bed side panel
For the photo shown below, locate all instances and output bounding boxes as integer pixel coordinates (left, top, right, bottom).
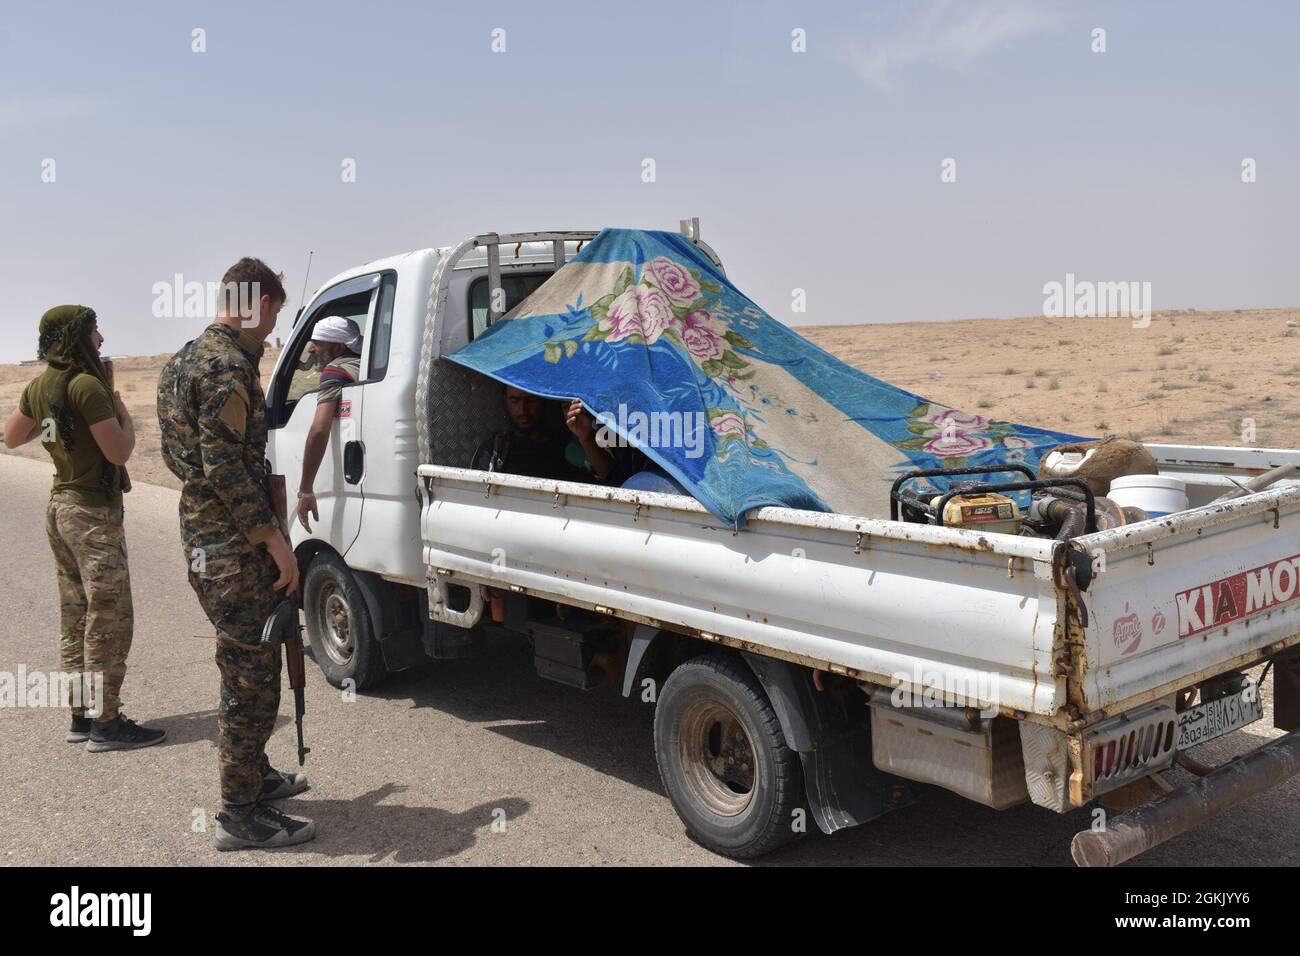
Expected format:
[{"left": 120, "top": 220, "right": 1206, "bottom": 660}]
[{"left": 420, "top": 467, "right": 1065, "bottom": 715}]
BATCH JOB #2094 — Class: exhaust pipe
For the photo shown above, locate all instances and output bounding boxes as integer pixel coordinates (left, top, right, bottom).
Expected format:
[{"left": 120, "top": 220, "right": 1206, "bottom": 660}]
[{"left": 1071, "top": 728, "right": 1300, "bottom": 866}]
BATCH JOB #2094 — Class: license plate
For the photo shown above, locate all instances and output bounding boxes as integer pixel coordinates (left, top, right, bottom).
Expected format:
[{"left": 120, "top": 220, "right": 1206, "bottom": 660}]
[{"left": 1177, "top": 679, "right": 1263, "bottom": 749}]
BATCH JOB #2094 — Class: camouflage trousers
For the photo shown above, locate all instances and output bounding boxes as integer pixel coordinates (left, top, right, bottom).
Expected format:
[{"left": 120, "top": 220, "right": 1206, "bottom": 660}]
[
  {"left": 44, "top": 493, "right": 133, "bottom": 721},
  {"left": 187, "top": 546, "right": 282, "bottom": 809}
]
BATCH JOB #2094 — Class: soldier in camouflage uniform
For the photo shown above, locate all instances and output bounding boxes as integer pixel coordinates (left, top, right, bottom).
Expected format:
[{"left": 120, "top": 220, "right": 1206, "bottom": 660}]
[
  {"left": 3, "top": 305, "right": 165, "bottom": 750},
  {"left": 157, "top": 258, "right": 315, "bottom": 850}
]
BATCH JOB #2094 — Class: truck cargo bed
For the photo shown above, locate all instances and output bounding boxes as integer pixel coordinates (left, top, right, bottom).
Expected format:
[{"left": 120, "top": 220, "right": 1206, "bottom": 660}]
[{"left": 419, "top": 462, "right": 1300, "bottom": 725}]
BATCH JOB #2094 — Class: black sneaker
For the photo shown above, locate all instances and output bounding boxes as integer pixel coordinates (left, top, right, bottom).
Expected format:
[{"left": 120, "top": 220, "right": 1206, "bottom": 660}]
[
  {"left": 86, "top": 714, "right": 167, "bottom": 752},
  {"left": 262, "top": 767, "right": 310, "bottom": 801},
  {"left": 214, "top": 805, "right": 316, "bottom": 851},
  {"left": 67, "top": 716, "right": 92, "bottom": 743}
]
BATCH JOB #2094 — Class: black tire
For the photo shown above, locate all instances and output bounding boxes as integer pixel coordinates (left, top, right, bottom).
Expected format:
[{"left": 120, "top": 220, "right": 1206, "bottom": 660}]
[
  {"left": 654, "top": 653, "right": 803, "bottom": 859},
  {"left": 302, "top": 551, "right": 387, "bottom": 690}
]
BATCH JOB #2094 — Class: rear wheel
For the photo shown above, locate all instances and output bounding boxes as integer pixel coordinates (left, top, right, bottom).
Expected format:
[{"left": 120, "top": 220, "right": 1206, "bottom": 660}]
[
  {"left": 653, "top": 653, "right": 803, "bottom": 858},
  {"left": 302, "top": 551, "right": 387, "bottom": 690}
]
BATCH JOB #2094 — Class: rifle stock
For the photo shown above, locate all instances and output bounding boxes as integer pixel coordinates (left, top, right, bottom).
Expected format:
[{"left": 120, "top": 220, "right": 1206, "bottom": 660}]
[{"left": 266, "top": 473, "right": 290, "bottom": 537}]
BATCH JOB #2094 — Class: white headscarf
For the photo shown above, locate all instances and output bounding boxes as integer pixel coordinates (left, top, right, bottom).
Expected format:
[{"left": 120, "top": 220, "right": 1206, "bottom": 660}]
[{"left": 311, "top": 316, "right": 362, "bottom": 352}]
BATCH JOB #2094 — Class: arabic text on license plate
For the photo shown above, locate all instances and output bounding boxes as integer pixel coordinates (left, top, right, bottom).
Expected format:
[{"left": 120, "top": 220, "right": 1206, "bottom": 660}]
[{"left": 1177, "top": 681, "right": 1263, "bottom": 749}]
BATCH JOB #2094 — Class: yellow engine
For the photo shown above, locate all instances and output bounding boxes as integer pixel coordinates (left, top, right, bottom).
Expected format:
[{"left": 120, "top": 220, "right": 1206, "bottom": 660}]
[{"left": 933, "top": 492, "right": 1022, "bottom": 535}]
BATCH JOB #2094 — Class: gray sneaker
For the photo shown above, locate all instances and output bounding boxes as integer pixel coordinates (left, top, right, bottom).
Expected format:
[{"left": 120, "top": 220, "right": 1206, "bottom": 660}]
[
  {"left": 214, "top": 805, "right": 316, "bottom": 851},
  {"left": 86, "top": 714, "right": 167, "bottom": 752},
  {"left": 262, "top": 767, "right": 310, "bottom": 801}
]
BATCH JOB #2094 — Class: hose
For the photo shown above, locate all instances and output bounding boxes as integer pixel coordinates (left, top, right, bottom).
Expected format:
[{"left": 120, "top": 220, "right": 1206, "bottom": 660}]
[
  {"left": 1032, "top": 494, "right": 1147, "bottom": 540},
  {"left": 1054, "top": 504, "right": 1084, "bottom": 541},
  {"left": 1032, "top": 496, "right": 1085, "bottom": 541}
]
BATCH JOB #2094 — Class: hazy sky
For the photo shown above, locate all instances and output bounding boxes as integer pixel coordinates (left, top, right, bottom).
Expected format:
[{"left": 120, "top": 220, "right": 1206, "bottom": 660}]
[{"left": 2, "top": 0, "right": 1297, "bottom": 362}]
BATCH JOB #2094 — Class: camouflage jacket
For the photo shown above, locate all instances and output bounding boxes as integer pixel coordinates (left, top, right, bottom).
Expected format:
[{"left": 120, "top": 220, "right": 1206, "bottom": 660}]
[{"left": 157, "top": 323, "right": 278, "bottom": 555}]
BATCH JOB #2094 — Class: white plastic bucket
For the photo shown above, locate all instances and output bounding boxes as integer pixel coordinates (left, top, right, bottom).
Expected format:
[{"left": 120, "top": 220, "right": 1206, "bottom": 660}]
[{"left": 1107, "top": 474, "right": 1189, "bottom": 518}]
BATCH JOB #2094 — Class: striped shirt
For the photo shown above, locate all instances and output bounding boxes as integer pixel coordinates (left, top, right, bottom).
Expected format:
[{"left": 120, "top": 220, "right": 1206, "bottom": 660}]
[{"left": 317, "top": 353, "right": 361, "bottom": 405}]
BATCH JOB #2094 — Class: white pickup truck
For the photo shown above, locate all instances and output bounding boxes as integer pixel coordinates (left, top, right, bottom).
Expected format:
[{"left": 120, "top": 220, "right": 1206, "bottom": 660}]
[{"left": 266, "top": 225, "right": 1300, "bottom": 863}]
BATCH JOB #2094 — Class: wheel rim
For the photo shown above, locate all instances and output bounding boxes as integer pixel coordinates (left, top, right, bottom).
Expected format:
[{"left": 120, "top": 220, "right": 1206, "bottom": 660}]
[
  {"left": 678, "top": 699, "right": 756, "bottom": 817},
  {"left": 316, "top": 580, "right": 355, "bottom": 667}
]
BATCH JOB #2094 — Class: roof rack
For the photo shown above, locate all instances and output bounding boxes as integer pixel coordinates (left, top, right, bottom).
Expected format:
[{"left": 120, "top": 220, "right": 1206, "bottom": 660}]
[{"left": 431, "top": 220, "right": 721, "bottom": 327}]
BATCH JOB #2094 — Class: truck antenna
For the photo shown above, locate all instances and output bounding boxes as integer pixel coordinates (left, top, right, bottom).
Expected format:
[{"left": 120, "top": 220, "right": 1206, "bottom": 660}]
[{"left": 295, "top": 250, "right": 314, "bottom": 322}]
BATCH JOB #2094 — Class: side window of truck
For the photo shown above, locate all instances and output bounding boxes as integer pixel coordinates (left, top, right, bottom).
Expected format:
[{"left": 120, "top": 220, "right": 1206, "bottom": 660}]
[
  {"left": 468, "top": 273, "right": 552, "bottom": 340},
  {"left": 285, "top": 290, "right": 372, "bottom": 401},
  {"left": 367, "top": 273, "right": 397, "bottom": 379},
  {"left": 270, "top": 273, "right": 384, "bottom": 427}
]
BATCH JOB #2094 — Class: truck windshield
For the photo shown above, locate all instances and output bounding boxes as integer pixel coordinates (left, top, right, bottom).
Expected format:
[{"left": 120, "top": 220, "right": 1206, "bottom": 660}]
[{"left": 469, "top": 273, "right": 552, "bottom": 339}]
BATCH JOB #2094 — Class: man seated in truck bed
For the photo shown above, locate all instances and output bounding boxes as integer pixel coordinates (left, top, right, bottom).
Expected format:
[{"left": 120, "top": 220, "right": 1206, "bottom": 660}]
[{"left": 471, "top": 384, "right": 629, "bottom": 483}]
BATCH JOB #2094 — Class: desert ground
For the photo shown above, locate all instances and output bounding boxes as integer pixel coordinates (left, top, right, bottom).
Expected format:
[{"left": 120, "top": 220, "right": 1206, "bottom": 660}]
[
  {"left": 0, "top": 348, "right": 282, "bottom": 489},
  {"left": 801, "top": 308, "right": 1300, "bottom": 453},
  {"left": 3, "top": 308, "right": 1298, "bottom": 486}
]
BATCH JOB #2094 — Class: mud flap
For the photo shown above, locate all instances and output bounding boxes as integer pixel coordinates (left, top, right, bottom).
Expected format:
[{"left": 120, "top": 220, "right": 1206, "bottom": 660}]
[
  {"left": 352, "top": 569, "right": 426, "bottom": 672},
  {"left": 741, "top": 652, "right": 913, "bottom": 835}
]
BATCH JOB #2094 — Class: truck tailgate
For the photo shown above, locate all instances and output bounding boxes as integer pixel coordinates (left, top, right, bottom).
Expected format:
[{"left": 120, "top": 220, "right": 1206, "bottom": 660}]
[{"left": 1073, "top": 483, "right": 1300, "bottom": 713}]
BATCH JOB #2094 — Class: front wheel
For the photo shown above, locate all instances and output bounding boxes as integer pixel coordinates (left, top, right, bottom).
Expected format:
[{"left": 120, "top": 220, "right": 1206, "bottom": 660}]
[
  {"left": 653, "top": 653, "right": 803, "bottom": 858},
  {"left": 302, "top": 551, "right": 387, "bottom": 690}
]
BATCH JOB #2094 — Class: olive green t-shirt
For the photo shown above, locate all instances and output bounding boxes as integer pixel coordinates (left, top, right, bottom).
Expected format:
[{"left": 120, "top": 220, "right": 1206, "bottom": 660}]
[{"left": 18, "top": 371, "right": 123, "bottom": 507}]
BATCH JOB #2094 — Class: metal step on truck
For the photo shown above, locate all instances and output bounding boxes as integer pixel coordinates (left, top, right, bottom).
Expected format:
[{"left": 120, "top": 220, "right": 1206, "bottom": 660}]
[{"left": 265, "top": 223, "right": 1300, "bottom": 862}]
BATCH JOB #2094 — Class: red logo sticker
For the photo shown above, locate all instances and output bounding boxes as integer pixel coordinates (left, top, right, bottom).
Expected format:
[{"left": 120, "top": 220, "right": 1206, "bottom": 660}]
[
  {"left": 1112, "top": 602, "right": 1143, "bottom": 656},
  {"left": 1176, "top": 551, "right": 1300, "bottom": 638}
]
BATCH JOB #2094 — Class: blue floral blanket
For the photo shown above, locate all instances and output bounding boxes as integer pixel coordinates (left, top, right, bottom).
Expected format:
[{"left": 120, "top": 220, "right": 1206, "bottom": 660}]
[{"left": 448, "top": 228, "right": 1084, "bottom": 526}]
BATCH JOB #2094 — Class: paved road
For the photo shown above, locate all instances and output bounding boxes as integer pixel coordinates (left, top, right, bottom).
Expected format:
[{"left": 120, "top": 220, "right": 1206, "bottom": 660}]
[{"left": 1, "top": 452, "right": 1296, "bottom": 866}]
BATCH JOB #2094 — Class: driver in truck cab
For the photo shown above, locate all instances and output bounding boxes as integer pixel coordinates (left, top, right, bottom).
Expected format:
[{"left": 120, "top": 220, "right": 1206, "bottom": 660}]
[
  {"left": 471, "top": 384, "right": 627, "bottom": 484},
  {"left": 296, "top": 316, "right": 363, "bottom": 532}
]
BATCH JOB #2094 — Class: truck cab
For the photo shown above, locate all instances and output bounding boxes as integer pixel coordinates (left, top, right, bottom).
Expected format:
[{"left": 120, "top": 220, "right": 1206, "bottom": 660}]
[{"left": 266, "top": 233, "right": 681, "bottom": 684}]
